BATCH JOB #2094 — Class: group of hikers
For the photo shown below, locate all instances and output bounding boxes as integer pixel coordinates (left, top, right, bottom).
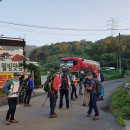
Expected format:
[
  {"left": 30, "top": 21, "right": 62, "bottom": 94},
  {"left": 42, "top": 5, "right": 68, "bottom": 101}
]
[
  {"left": 44, "top": 69, "right": 105, "bottom": 119},
  {"left": 2, "top": 68, "right": 104, "bottom": 125}
]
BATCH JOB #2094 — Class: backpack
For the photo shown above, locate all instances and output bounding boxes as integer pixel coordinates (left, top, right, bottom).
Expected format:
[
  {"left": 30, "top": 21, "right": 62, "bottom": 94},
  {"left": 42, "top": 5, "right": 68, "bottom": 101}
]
[
  {"left": 2, "top": 78, "right": 13, "bottom": 94},
  {"left": 100, "top": 73, "right": 105, "bottom": 82},
  {"left": 61, "top": 75, "right": 69, "bottom": 89},
  {"left": 22, "top": 78, "right": 30, "bottom": 91},
  {"left": 6, "top": 78, "right": 14, "bottom": 91},
  {"left": 84, "top": 78, "right": 91, "bottom": 88},
  {"left": 94, "top": 79, "right": 102, "bottom": 95},
  {"left": 44, "top": 75, "right": 54, "bottom": 92}
]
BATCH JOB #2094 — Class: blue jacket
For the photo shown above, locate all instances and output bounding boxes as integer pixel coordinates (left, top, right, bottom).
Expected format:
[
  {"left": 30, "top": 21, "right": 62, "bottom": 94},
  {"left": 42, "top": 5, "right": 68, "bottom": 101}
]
[
  {"left": 3, "top": 78, "right": 19, "bottom": 97},
  {"left": 29, "top": 79, "right": 34, "bottom": 90}
]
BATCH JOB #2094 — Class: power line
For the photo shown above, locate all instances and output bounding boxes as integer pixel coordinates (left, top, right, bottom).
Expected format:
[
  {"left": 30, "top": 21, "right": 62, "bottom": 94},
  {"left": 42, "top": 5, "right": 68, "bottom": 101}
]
[
  {"left": 0, "top": 20, "right": 109, "bottom": 32},
  {"left": 0, "top": 20, "right": 129, "bottom": 38},
  {"left": 0, "top": 24, "right": 109, "bottom": 37}
]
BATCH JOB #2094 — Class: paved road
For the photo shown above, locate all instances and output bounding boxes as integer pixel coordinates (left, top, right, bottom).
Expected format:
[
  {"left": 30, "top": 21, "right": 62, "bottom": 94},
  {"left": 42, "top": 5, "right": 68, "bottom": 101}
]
[{"left": 0, "top": 78, "right": 129, "bottom": 130}]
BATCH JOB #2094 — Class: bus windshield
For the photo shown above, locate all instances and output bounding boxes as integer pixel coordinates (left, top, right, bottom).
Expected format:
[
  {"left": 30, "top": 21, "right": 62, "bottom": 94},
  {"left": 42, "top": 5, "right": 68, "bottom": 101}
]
[{"left": 60, "top": 60, "right": 74, "bottom": 68}]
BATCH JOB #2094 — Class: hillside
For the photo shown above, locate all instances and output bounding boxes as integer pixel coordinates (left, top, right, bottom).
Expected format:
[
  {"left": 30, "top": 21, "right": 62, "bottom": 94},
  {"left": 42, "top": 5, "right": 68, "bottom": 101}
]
[{"left": 28, "top": 35, "right": 130, "bottom": 70}]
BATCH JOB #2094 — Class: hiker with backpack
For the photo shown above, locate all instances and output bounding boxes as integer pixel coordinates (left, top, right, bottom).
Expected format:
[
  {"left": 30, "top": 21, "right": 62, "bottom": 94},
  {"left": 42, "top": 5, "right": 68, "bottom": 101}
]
[
  {"left": 93, "top": 71, "right": 102, "bottom": 101},
  {"left": 59, "top": 70, "right": 71, "bottom": 109},
  {"left": 82, "top": 75, "right": 90, "bottom": 106},
  {"left": 100, "top": 71, "right": 105, "bottom": 100},
  {"left": 79, "top": 70, "right": 85, "bottom": 96},
  {"left": 86, "top": 72, "right": 100, "bottom": 120},
  {"left": 19, "top": 74, "right": 26, "bottom": 103},
  {"left": 70, "top": 72, "right": 78, "bottom": 100},
  {"left": 24, "top": 74, "right": 34, "bottom": 107},
  {"left": 3, "top": 72, "right": 21, "bottom": 125},
  {"left": 49, "top": 71, "right": 61, "bottom": 118}
]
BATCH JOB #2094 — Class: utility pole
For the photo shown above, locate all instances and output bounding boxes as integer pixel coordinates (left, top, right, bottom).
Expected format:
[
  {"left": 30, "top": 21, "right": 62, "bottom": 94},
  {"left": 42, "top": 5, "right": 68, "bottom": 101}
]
[
  {"left": 118, "top": 33, "right": 122, "bottom": 74},
  {"left": 107, "top": 17, "right": 117, "bottom": 37},
  {"left": 117, "top": 53, "right": 119, "bottom": 69},
  {"left": 111, "top": 18, "right": 115, "bottom": 36}
]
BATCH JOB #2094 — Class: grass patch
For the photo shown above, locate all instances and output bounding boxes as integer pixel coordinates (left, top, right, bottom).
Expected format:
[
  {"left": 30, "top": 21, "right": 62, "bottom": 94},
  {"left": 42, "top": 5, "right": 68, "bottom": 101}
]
[
  {"left": 103, "top": 70, "right": 123, "bottom": 80},
  {"left": 112, "top": 86, "right": 130, "bottom": 127}
]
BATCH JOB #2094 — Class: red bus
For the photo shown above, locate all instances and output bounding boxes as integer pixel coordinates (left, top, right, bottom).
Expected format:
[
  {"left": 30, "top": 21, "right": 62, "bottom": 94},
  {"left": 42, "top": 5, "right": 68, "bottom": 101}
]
[{"left": 60, "top": 57, "right": 100, "bottom": 72}]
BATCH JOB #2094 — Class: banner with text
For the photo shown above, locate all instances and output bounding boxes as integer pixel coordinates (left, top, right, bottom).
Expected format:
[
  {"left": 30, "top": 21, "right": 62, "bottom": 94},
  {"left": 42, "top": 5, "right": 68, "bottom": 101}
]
[{"left": 0, "top": 50, "right": 24, "bottom": 72}]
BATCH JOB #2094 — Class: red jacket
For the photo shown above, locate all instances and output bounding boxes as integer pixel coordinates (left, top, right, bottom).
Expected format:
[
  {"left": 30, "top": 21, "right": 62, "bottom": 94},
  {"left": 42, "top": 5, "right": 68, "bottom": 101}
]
[{"left": 52, "top": 74, "right": 61, "bottom": 92}]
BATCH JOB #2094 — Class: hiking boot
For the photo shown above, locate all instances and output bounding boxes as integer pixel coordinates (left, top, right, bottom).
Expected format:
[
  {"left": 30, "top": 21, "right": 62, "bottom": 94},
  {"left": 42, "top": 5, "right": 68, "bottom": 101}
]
[
  {"left": 53, "top": 112, "right": 57, "bottom": 116},
  {"left": 100, "top": 96, "right": 104, "bottom": 100},
  {"left": 26, "top": 104, "right": 32, "bottom": 107},
  {"left": 66, "top": 107, "right": 69, "bottom": 110},
  {"left": 86, "top": 114, "right": 90, "bottom": 117},
  {"left": 59, "top": 107, "right": 63, "bottom": 110},
  {"left": 49, "top": 113, "right": 57, "bottom": 118},
  {"left": 5, "top": 120, "right": 10, "bottom": 125},
  {"left": 49, "top": 115, "right": 54, "bottom": 118},
  {"left": 10, "top": 119, "right": 18, "bottom": 123},
  {"left": 75, "top": 95, "right": 78, "bottom": 98},
  {"left": 82, "top": 104, "right": 86, "bottom": 107},
  {"left": 93, "top": 116, "right": 100, "bottom": 120},
  {"left": 97, "top": 98, "right": 101, "bottom": 101}
]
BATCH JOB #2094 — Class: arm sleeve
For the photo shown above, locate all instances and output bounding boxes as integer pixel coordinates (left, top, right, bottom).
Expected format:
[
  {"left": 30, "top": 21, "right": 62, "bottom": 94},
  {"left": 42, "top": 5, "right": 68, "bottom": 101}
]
[
  {"left": 2, "top": 81, "right": 12, "bottom": 95},
  {"left": 53, "top": 77, "right": 61, "bottom": 92},
  {"left": 57, "top": 77, "right": 61, "bottom": 88},
  {"left": 29, "top": 80, "right": 34, "bottom": 90},
  {"left": 67, "top": 76, "right": 71, "bottom": 85}
]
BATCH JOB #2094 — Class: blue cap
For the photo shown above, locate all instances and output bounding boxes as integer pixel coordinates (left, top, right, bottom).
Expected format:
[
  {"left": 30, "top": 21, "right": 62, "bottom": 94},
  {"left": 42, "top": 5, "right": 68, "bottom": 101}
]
[
  {"left": 87, "top": 72, "right": 93, "bottom": 76},
  {"left": 13, "top": 72, "right": 20, "bottom": 76}
]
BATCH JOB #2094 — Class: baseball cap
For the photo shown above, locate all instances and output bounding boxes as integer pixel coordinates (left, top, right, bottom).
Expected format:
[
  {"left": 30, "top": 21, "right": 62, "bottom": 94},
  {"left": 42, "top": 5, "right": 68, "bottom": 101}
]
[
  {"left": 87, "top": 72, "right": 93, "bottom": 76},
  {"left": 13, "top": 72, "right": 21, "bottom": 76}
]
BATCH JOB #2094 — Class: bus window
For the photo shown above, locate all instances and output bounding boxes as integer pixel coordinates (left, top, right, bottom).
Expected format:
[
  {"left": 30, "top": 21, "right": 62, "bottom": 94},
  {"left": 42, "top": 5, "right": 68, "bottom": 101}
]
[{"left": 73, "top": 61, "right": 78, "bottom": 66}]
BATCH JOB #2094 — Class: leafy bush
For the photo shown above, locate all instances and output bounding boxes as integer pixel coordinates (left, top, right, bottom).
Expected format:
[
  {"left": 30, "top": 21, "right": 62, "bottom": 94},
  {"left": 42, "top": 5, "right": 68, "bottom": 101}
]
[
  {"left": 112, "top": 86, "right": 130, "bottom": 127},
  {"left": 103, "top": 70, "right": 123, "bottom": 80},
  {"left": 26, "top": 63, "right": 41, "bottom": 88}
]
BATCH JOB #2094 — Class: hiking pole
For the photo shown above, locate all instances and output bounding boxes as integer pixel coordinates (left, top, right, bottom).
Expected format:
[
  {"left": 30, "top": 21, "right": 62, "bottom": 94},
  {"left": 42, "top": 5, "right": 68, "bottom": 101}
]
[
  {"left": 42, "top": 93, "right": 49, "bottom": 106},
  {"left": 33, "top": 91, "right": 37, "bottom": 96},
  {"left": 69, "top": 86, "right": 72, "bottom": 107}
]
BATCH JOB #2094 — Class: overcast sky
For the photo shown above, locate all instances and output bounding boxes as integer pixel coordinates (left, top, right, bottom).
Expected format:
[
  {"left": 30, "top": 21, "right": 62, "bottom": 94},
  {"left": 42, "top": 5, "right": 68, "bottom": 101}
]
[{"left": 0, "top": 0, "right": 130, "bottom": 46}]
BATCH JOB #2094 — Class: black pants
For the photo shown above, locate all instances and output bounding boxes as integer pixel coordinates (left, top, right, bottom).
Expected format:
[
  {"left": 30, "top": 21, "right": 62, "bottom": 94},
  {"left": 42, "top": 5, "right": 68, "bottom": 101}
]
[
  {"left": 59, "top": 89, "right": 69, "bottom": 108},
  {"left": 6, "top": 97, "right": 17, "bottom": 121},
  {"left": 24, "top": 90, "right": 32, "bottom": 105},
  {"left": 50, "top": 92, "right": 57, "bottom": 115},
  {"left": 79, "top": 81, "right": 83, "bottom": 95},
  {"left": 88, "top": 94, "right": 99, "bottom": 116},
  {"left": 71, "top": 83, "right": 77, "bottom": 99},
  {"left": 19, "top": 89, "right": 25, "bottom": 103}
]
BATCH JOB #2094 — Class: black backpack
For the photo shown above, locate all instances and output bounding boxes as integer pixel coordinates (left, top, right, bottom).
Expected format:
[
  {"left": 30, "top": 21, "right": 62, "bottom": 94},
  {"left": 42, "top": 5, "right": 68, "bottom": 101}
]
[
  {"left": 61, "top": 75, "right": 69, "bottom": 89},
  {"left": 22, "top": 78, "right": 30, "bottom": 91},
  {"left": 100, "top": 73, "right": 105, "bottom": 82},
  {"left": 44, "top": 75, "right": 54, "bottom": 92},
  {"left": 94, "top": 79, "right": 102, "bottom": 95},
  {"left": 84, "top": 78, "right": 91, "bottom": 88}
]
